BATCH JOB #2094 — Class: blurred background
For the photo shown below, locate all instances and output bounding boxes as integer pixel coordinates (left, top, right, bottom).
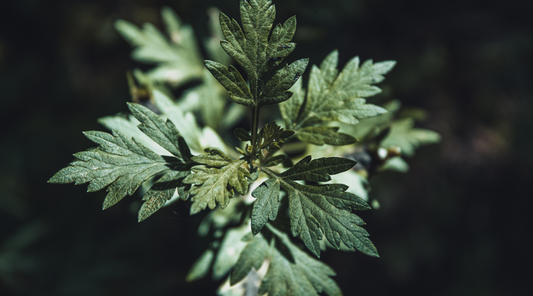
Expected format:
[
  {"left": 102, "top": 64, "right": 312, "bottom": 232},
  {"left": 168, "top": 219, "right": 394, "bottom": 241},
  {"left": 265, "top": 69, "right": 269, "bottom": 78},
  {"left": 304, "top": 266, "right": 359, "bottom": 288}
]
[{"left": 1, "top": 0, "right": 532, "bottom": 295}]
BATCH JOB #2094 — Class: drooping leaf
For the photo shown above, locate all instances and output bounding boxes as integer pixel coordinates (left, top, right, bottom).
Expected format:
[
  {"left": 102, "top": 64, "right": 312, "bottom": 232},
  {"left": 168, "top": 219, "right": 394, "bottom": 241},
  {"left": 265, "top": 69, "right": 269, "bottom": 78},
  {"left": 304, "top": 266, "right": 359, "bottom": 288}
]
[
  {"left": 251, "top": 178, "right": 281, "bottom": 235},
  {"left": 231, "top": 224, "right": 342, "bottom": 296},
  {"left": 183, "top": 149, "right": 250, "bottom": 214},
  {"left": 48, "top": 130, "right": 181, "bottom": 210},
  {"left": 296, "top": 126, "right": 356, "bottom": 146},
  {"left": 380, "top": 118, "right": 441, "bottom": 157},
  {"left": 279, "top": 155, "right": 356, "bottom": 182}
]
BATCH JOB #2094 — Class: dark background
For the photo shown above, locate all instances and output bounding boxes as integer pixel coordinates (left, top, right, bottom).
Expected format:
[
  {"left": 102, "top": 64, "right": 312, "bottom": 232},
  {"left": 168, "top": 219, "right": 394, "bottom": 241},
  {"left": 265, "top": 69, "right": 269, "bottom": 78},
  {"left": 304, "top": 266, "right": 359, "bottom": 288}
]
[{"left": 1, "top": 0, "right": 532, "bottom": 295}]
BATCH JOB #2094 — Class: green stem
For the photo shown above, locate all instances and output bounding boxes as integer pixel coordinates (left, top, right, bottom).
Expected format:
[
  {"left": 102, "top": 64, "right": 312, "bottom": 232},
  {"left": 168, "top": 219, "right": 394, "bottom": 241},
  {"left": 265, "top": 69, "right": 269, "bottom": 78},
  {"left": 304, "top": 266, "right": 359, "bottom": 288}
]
[{"left": 250, "top": 105, "right": 261, "bottom": 163}]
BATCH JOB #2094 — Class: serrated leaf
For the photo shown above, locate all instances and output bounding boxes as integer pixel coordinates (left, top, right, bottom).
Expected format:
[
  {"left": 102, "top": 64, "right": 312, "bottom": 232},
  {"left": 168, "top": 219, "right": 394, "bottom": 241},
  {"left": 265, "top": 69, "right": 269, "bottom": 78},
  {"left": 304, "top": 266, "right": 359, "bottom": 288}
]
[
  {"left": 138, "top": 169, "right": 189, "bottom": 222},
  {"left": 127, "top": 102, "right": 187, "bottom": 158},
  {"left": 183, "top": 150, "right": 250, "bottom": 214},
  {"left": 280, "top": 155, "right": 356, "bottom": 182},
  {"left": 209, "top": 0, "right": 303, "bottom": 107},
  {"left": 381, "top": 118, "right": 441, "bottom": 157},
  {"left": 260, "top": 58, "right": 309, "bottom": 106},
  {"left": 279, "top": 78, "right": 304, "bottom": 128},
  {"left": 282, "top": 50, "right": 393, "bottom": 129},
  {"left": 251, "top": 178, "right": 281, "bottom": 235},
  {"left": 204, "top": 60, "right": 254, "bottom": 106},
  {"left": 48, "top": 130, "right": 180, "bottom": 210},
  {"left": 232, "top": 225, "right": 342, "bottom": 296},
  {"left": 296, "top": 126, "right": 356, "bottom": 146}
]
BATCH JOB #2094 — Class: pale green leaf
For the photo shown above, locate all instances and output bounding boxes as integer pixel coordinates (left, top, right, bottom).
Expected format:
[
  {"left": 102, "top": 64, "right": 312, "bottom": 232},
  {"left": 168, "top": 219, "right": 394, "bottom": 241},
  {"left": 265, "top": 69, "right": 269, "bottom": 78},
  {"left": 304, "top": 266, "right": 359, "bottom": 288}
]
[
  {"left": 382, "top": 156, "right": 410, "bottom": 173},
  {"left": 381, "top": 118, "right": 441, "bottom": 157},
  {"left": 251, "top": 178, "right": 281, "bottom": 235},
  {"left": 213, "top": 224, "right": 251, "bottom": 280},
  {"left": 296, "top": 126, "right": 356, "bottom": 146},
  {"left": 48, "top": 130, "right": 180, "bottom": 210},
  {"left": 183, "top": 149, "right": 250, "bottom": 214},
  {"left": 186, "top": 249, "right": 214, "bottom": 282},
  {"left": 279, "top": 78, "right": 304, "bottom": 129}
]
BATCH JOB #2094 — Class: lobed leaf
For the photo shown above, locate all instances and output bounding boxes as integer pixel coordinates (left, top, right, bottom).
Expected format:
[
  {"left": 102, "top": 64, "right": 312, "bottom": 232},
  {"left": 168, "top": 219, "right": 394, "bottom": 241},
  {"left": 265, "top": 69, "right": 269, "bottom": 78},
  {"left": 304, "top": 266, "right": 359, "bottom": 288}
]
[
  {"left": 251, "top": 178, "right": 281, "bottom": 235},
  {"left": 296, "top": 126, "right": 356, "bottom": 146},
  {"left": 280, "top": 155, "right": 356, "bottom": 182},
  {"left": 204, "top": 60, "right": 254, "bottom": 106}
]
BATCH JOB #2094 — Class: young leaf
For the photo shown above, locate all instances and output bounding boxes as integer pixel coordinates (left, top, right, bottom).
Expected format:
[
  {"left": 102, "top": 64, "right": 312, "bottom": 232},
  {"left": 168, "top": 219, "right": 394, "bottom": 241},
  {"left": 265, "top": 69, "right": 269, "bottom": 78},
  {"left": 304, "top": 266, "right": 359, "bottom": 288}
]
[
  {"left": 48, "top": 130, "right": 181, "bottom": 210},
  {"left": 256, "top": 121, "right": 295, "bottom": 152},
  {"left": 183, "top": 149, "right": 250, "bottom": 214},
  {"left": 380, "top": 118, "right": 441, "bottom": 157},
  {"left": 251, "top": 178, "right": 281, "bottom": 235},
  {"left": 296, "top": 126, "right": 356, "bottom": 146},
  {"left": 263, "top": 154, "right": 287, "bottom": 167}
]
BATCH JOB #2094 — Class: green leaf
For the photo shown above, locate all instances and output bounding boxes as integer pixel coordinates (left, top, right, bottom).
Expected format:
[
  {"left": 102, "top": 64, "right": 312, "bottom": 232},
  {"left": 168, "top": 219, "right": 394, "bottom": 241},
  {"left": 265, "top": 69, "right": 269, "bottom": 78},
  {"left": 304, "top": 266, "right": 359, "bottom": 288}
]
[
  {"left": 183, "top": 149, "right": 250, "bottom": 214},
  {"left": 186, "top": 249, "right": 214, "bottom": 282},
  {"left": 232, "top": 225, "right": 342, "bottom": 296},
  {"left": 260, "top": 58, "right": 309, "bottom": 106},
  {"left": 256, "top": 121, "right": 295, "bottom": 152},
  {"left": 213, "top": 224, "right": 250, "bottom": 280},
  {"left": 380, "top": 118, "right": 441, "bottom": 157},
  {"left": 138, "top": 169, "right": 189, "bottom": 222},
  {"left": 296, "top": 126, "right": 356, "bottom": 146},
  {"left": 261, "top": 161, "right": 376, "bottom": 258},
  {"left": 279, "top": 78, "right": 304, "bottom": 128},
  {"left": 263, "top": 154, "right": 287, "bottom": 167},
  {"left": 234, "top": 128, "right": 251, "bottom": 141},
  {"left": 209, "top": 0, "right": 304, "bottom": 107},
  {"left": 382, "top": 156, "right": 410, "bottom": 173},
  {"left": 48, "top": 130, "right": 180, "bottom": 210},
  {"left": 251, "top": 178, "right": 281, "bottom": 235},
  {"left": 127, "top": 102, "right": 186, "bottom": 158},
  {"left": 115, "top": 8, "right": 203, "bottom": 87},
  {"left": 204, "top": 60, "right": 254, "bottom": 106},
  {"left": 280, "top": 155, "right": 356, "bottom": 182},
  {"left": 281, "top": 50, "right": 394, "bottom": 129}
]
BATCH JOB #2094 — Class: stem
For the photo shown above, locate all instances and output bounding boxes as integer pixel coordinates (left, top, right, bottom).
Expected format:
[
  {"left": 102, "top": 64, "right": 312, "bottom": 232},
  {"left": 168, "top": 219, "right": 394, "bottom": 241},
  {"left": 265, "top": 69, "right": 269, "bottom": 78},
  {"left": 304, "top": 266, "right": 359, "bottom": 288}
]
[{"left": 249, "top": 105, "right": 261, "bottom": 164}]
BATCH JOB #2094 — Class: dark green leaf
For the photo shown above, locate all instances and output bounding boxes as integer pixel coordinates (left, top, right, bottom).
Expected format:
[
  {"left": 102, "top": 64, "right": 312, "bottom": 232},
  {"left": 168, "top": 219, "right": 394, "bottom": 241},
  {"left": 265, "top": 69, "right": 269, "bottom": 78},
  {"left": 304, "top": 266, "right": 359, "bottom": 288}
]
[
  {"left": 138, "top": 169, "right": 189, "bottom": 222},
  {"left": 260, "top": 58, "right": 309, "bottom": 106},
  {"left": 280, "top": 155, "right": 356, "bottom": 182},
  {"left": 204, "top": 60, "right": 254, "bottom": 106},
  {"left": 296, "top": 126, "right": 356, "bottom": 146},
  {"left": 263, "top": 154, "right": 287, "bottom": 167},
  {"left": 234, "top": 128, "right": 251, "bottom": 141},
  {"left": 251, "top": 178, "right": 281, "bottom": 235}
]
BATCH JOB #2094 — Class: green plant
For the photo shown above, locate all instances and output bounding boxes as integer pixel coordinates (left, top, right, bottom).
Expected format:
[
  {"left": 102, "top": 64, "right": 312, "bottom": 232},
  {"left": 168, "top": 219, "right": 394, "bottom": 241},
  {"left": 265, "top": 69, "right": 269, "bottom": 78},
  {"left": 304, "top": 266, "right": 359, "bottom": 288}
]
[{"left": 49, "top": 0, "right": 440, "bottom": 295}]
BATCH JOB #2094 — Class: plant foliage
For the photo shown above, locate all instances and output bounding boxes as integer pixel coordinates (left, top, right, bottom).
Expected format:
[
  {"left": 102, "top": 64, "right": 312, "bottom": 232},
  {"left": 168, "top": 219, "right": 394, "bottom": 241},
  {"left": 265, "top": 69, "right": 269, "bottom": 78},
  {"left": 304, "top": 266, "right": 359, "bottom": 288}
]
[{"left": 50, "top": 0, "right": 441, "bottom": 295}]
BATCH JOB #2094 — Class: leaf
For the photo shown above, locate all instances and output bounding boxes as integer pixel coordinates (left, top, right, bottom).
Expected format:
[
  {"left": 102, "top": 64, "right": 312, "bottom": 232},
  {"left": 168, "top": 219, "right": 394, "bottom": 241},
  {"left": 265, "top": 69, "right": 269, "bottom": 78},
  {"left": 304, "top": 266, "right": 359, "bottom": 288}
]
[
  {"left": 234, "top": 128, "right": 252, "bottom": 141},
  {"left": 261, "top": 159, "right": 377, "bottom": 258},
  {"left": 256, "top": 121, "right": 295, "bottom": 152},
  {"left": 138, "top": 169, "right": 190, "bottom": 222},
  {"left": 186, "top": 249, "right": 214, "bottom": 282},
  {"left": 260, "top": 58, "right": 309, "bottom": 106},
  {"left": 251, "top": 178, "right": 281, "bottom": 235},
  {"left": 213, "top": 224, "right": 250, "bottom": 280},
  {"left": 183, "top": 149, "right": 250, "bottom": 214},
  {"left": 382, "top": 156, "right": 410, "bottom": 173},
  {"left": 281, "top": 50, "right": 394, "bottom": 129},
  {"left": 279, "top": 155, "right": 356, "bottom": 182},
  {"left": 115, "top": 8, "right": 204, "bottom": 87},
  {"left": 380, "top": 118, "right": 441, "bottom": 157},
  {"left": 127, "top": 102, "right": 185, "bottom": 158},
  {"left": 48, "top": 130, "right": 180, "bottom": 210},
  {"left": 231, "top": 225, "right": 342, "bottom": 296},
  {"left": 204, "top": 60, "right": 254, "bottom": 106},
  {"left": 208, "top": 0, "right": 305, "bottom": 107},
  {"left": 279, "top": 78, "right": 304, "bottom": 129},
  {"left": 296, "top": 126, "right": 356, "bottom": 146},
  {"left": 263, "top": 154, "right": 287, "bottom": 167}
]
